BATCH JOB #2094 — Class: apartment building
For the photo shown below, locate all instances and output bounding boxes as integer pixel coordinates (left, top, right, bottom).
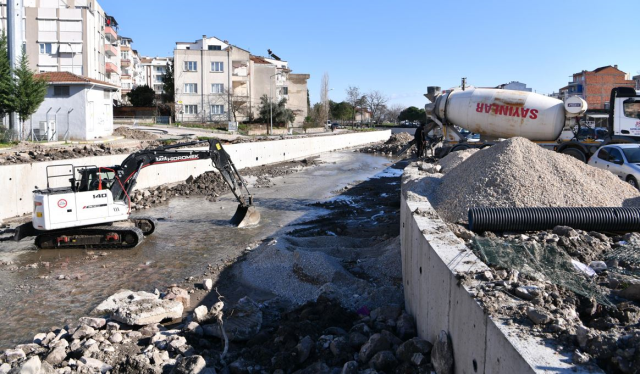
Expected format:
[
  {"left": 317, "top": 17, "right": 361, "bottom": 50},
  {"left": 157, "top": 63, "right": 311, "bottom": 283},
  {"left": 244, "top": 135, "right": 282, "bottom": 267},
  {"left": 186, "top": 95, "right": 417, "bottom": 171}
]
[
  {"left": 119, "top": 36, "right": 144, "bottom": 101},
  {"left": 559, "top": 65, "right": 635, "bottom": 109},
  {"left": 173, "top": 35, "right": 309, "bottom": 126},
  {"left": 140, "top": 56, "right": 171, "bottom": 97},
  {"left": 0, "top": 0, "right": 121, "bottom": 100}
]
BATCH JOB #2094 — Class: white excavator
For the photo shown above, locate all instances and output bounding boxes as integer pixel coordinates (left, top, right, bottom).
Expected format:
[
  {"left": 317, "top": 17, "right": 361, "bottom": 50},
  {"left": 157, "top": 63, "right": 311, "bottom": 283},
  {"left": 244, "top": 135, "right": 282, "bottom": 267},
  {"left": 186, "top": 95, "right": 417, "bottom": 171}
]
[{"left": 1, "top": 139, "right": 260, "bottom": 249}]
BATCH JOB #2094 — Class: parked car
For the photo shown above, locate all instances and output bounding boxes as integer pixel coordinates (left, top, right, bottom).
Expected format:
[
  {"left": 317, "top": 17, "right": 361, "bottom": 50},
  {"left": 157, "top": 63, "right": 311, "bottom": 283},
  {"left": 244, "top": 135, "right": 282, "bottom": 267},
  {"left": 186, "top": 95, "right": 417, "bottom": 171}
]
[{"left": 588, "top": 144, "right": 640, "bottom": 189}]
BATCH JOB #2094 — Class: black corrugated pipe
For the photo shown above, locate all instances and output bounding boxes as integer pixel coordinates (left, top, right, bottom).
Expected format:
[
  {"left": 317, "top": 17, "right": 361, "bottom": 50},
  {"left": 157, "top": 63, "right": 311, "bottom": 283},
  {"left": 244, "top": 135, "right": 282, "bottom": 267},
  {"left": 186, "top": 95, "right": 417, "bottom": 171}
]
[{"left": 468, "top": 207, "right": 640, "bottom": 233}]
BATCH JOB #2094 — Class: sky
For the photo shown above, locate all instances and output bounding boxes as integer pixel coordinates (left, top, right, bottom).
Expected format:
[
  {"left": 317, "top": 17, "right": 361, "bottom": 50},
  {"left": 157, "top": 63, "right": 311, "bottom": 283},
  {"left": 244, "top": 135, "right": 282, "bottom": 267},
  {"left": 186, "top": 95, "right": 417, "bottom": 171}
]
[{"left": 100, "top": 0, "right": 640, "bottom": 109}]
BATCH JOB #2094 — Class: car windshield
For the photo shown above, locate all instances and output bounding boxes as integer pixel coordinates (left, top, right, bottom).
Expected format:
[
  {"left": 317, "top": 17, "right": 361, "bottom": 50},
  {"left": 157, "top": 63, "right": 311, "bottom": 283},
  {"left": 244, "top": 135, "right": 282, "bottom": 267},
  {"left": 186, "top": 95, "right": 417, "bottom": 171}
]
[{"left": 622, "top": 148, "right": 640, "bottom": 163}]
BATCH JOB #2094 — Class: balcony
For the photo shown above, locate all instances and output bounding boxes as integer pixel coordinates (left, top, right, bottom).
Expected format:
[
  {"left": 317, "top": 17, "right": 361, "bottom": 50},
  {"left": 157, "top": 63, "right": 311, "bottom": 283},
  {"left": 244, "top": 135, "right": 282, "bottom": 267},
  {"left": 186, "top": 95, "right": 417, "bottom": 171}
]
[
  {"left": 104, "top": 44, "right": 117, "bottom": 56},
  {"left": 104, "top": 26, "right": 117, "bottom": 43},
  {"left": 106, "top": 62, "right": 118, "bottom": 74},
  {"left": 121, "top": 59, "right": 131, "bottom": 67}
]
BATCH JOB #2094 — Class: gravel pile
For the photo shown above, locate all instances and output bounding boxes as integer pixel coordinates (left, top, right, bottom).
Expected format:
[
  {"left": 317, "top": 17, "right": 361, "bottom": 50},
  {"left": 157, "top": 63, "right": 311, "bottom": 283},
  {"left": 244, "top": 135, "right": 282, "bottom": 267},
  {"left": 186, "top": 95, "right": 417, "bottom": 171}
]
[
  {"left": 432, "top": 137, "right": 640, "bottom": 223},
  {"left": 112, "top": 126, "right": 159, "bottom": 140},
  {"left": 437, "top": 148, "right": 479, "bottom": 173}
]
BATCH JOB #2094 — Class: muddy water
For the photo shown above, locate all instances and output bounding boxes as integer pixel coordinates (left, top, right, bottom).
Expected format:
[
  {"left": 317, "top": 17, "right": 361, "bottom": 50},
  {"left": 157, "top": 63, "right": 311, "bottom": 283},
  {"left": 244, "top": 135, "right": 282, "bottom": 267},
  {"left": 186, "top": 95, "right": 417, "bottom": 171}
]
[{"left": 0, "top": 151, "right": 395, "bottom": 349}]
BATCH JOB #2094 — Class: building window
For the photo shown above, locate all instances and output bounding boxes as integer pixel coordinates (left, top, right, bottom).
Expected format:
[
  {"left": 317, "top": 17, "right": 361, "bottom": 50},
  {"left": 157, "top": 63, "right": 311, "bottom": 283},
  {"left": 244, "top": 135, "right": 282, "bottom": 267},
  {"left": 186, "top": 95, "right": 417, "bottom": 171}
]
[
  {"left": 281, "top": 87, "right": 289, "bottom": 95},
  {"left": 211, "top": 83, "right": 224, "bottom": 94},
  {"left": 211, "top": 62, "right": 224, "bottom": 72},
  {"left": 39, "top": 43, "right": 52, "bottom": 54},
  {"left": 184, "top": 105, "right": 198, "bottom": 115},
  {"left": 184, "top": 83, "right": 198, "bottom": 94},
  {"left": 184, "top": 61, "right": 197, "bottom": 71},
  {"left": 54, "top": 86, "right": 70, "bottom": 97},
  {"left": 121, "top": 52, "right": 129, "bottom": 60},
  {"left": 154, "top": 75, "right": 164, "bottom": 83},
  {"left": 104, "top": 90, "right": 111, "bottom": 99},
  {"left": 208, "top": 45, "right": 222, "bottom": 51},
  {"left": 154, "top": 66, "right": 165, "bottom": 73},
  {"left": 211, "top": 105, "right": 224, "bottom": 114}
]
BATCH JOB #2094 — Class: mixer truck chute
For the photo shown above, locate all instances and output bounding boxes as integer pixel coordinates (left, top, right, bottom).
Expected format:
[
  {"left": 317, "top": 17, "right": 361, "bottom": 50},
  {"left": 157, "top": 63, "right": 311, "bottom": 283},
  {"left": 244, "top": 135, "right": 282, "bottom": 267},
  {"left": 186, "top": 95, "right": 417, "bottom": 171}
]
[{"left": 424, "top": 85, "right": 639, "bottom": 162}]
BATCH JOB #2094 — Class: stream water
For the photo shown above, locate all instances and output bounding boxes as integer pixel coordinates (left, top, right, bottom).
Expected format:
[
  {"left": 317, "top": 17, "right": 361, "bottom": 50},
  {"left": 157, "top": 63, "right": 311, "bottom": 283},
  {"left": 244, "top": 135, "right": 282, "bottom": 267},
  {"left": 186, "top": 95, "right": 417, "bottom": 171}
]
[{"left": 0, "top": 151, "right": 394, "bottom": 349}]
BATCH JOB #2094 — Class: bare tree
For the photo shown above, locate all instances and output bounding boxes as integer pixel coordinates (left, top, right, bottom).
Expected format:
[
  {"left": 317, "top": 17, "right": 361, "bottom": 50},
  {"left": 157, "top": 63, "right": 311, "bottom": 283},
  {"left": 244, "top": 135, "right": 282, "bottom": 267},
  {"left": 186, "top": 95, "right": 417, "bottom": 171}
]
[
  {"left": 206, "top": 89, "right": 250, "bottom": 124},
  {"left": 320, "top": 72, "right": 330, "bottom": 125},
  {"left": 364, "top": 90, "right": 388, "bottom": 125},
  {"left": 386, "top": 104, "right": 404, "bottom": 124},
  {"left": 345, "top": 86, "right": 360, "bottom": 124}
]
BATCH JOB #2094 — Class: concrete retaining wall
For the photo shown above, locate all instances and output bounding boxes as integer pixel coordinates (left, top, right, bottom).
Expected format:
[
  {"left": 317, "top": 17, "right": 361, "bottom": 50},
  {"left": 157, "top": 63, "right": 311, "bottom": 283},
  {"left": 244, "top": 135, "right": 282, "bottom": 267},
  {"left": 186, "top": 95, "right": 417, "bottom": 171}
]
[
  {"left": 400, "top": 165, "right": 597, "bottom": 374},
  {"left": 0, "top": 131, "right": 390, "bottom": 222}
]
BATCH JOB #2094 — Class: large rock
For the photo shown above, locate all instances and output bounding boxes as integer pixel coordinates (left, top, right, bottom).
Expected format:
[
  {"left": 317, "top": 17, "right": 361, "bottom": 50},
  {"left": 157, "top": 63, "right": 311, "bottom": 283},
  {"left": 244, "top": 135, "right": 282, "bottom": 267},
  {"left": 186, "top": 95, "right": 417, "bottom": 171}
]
[
  {"left": 81, "top": 357, "right": 112, "bottom": 373},
  {"left": 431, "top": 331, "right": 454, "bottom": 374},
  {"left": 170, "top": 355, "right": 207, "bottom": 374},
  {"left": 72, "top": 325, "right": 96, "bottom": 340},
  {"left": 45, "top": 346, "right": 67, "bottom": 365},
  {"left": 97, "top": 291, "right": 184, "bottom": 326},
  {"left": 369, "top": 350, "right": 397, "bottom": 371},
  {"left": 359, "top": 333, "right": 390, "bottom": 363},
  {"left": 3, "top": 349, "right": 26, "bottom": 363},
  {"left": 396, "top": 337, "right": 433, "bottom": 363},
  {"left": 396, "top": 312, "right": 417, "bottom": 340},
  {"left": 204, "top": 297, "right": 262, "bottom": 341},
  {"left": 296, "top": 336, "right": 314, "bottom": 363},
  {"left": 92, "top": 290, "right": 158, "bottom": 315},
  {"left": 193, "top": 305, "right": 209, "bottom": 323},
  {"left": 17, "top": 356, "right": 41, "bottom": 374}
]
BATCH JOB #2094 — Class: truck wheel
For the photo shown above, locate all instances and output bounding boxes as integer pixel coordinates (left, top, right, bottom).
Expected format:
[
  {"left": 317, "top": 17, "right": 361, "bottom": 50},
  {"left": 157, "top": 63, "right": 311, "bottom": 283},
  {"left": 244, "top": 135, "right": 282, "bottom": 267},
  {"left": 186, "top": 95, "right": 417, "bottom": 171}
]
[
  {"left": 627, "top": 176, "right": 639, "bottom": 190},
  {"left": 560, "top": 148, "right": 587, "bottom": 163}
]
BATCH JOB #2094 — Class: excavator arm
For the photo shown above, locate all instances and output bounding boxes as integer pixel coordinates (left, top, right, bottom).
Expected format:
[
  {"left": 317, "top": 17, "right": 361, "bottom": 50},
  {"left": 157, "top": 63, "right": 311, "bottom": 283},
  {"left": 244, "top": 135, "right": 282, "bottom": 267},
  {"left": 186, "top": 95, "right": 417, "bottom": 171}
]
[{"left": 109, "top": 139, "right": 259, "bottom": 227}]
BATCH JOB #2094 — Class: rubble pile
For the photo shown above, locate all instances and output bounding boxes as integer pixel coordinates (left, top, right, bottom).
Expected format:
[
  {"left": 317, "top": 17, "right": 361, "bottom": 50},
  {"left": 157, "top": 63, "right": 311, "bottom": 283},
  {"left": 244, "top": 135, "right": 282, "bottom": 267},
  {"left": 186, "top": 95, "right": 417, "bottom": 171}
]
[
  {"left": 432, "top": 137, "right": 640, "bottom": 223},
  {"left": 130, "top": 159, "right": 319, "bottom": 210},
  {"left": 112, "top": 127, "right": 160, "bottom": 140},
  {"left": 436, "top": 148, "right": 479, "bottom": 173},
  {"left": 0, "top": 144, "right": 140, "bottom": 165},
  {"left": 0, "top": 292, "right": 442, "bottom": 374},
  {"left": 445, "top": 226, "right": 640, "bottom": 373},
  {"left": 360, "top": 133, "right": 415, "bottom": 155}
]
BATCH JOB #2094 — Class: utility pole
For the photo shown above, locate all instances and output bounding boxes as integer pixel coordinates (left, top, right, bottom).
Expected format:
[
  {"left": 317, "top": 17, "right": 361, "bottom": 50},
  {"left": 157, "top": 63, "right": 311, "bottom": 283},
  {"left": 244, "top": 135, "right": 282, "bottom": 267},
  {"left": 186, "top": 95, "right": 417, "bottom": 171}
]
[{"left": 7, "top": 0, "right": 23, "bottom": 139}]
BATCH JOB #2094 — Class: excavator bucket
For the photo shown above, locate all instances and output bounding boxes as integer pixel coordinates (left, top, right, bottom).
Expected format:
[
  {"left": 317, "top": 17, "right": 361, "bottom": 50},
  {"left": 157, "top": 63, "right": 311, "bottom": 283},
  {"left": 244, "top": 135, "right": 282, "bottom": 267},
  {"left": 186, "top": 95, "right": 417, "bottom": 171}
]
[{"left": 230, "top": 204, "right": 261, "bottom": 228}]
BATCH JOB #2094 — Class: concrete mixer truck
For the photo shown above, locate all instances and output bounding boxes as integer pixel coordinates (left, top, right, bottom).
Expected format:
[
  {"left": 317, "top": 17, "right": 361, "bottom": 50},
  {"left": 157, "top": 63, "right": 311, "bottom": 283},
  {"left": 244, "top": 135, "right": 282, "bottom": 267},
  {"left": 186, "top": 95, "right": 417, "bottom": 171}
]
[{"left": 423, "top": 85, "right": 640, "bottom": 161}]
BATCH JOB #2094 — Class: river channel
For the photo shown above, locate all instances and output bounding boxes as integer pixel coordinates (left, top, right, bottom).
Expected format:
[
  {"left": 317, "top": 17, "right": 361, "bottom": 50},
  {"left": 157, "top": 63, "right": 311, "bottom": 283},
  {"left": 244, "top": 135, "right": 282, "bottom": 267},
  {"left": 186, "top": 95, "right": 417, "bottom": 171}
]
[{"left": 0, "top": 150, "right": 395, "bottom": 349}]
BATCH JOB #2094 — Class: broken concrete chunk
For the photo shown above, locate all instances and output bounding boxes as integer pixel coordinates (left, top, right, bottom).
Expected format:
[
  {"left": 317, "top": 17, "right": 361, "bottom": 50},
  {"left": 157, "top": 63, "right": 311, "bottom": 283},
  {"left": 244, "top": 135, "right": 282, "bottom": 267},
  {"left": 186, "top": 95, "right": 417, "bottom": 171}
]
[
  {"left": 92, "top": 290, "right": 158, "bottom": 315},
  {"left": 527, "top": 307, "right": 552, "bottom": 325}
]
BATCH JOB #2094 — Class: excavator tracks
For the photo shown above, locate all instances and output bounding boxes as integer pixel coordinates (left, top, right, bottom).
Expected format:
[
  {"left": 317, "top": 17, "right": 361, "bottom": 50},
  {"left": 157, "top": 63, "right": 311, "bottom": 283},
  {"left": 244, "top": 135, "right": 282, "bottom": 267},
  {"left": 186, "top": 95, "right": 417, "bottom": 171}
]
[{"left": 34, "top": 226, "right": 144, "bottom": 250}]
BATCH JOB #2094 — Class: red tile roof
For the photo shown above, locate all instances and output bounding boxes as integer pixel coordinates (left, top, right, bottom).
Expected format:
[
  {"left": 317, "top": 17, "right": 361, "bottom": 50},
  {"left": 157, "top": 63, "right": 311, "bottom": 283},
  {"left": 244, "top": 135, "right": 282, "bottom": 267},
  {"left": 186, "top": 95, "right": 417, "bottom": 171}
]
[
  {"left": 35, "top": 72, "right": 119, "bottom": 89},
  {"left": 250, "top": 55, "right": 271, "bottom": 64}
]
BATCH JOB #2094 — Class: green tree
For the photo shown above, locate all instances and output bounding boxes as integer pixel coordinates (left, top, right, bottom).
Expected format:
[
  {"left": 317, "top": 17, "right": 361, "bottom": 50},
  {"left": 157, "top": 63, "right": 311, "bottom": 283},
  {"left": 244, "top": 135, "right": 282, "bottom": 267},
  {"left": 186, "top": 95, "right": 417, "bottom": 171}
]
[
  {"left": 330, "top": 101, "right": 354, "bottom": 121},
  {"left": 127, "top": 85, "right": 156, "bottom": 107},
  {"left": 161, "top": 61, "right": 174, "bottom": 103},
  {"left": 257, "top": 95, "right": 295, "bottom": 125},
  {"left": 14, "top": 51, "right": 47, "bottom": 134},
  {"left": 0, "top": 31, "right": 16, "bottom": 124},
  {"left": 398, "top": 106, "right": 427, "bottom": 124}
]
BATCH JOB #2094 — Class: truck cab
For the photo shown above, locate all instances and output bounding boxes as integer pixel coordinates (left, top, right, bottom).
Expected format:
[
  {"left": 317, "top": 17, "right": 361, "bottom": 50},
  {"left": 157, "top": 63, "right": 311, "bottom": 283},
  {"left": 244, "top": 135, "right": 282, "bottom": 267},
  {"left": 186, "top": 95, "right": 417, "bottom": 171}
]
[{"left": 610, "top": 87, "right": 640, "bottom": 139}]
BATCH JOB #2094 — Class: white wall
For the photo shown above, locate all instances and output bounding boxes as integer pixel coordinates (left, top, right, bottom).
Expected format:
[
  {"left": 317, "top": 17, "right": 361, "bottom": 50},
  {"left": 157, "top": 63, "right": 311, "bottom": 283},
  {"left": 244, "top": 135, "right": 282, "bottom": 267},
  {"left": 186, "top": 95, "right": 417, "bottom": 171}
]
[
  {"left": 0, "top": 131, "right": 391, "bottom": 221},
  {"left": 31, "top": 85, "right": 86, "bottom": 141}
]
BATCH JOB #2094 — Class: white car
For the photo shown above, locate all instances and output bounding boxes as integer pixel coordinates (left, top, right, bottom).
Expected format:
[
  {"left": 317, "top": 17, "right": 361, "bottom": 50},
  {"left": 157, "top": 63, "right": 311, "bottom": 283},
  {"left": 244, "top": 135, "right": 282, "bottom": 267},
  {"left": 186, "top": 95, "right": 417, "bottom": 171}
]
[{"left": 588, "top": 144, "right": 640, "bottom": 189}]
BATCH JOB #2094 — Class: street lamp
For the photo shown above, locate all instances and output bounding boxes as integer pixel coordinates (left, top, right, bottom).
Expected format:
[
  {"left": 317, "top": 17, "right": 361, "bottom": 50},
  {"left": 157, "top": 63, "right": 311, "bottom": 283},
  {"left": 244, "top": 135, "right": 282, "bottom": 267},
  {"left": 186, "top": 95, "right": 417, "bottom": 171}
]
[{"left": 269, "top": 72, "right": 284, "bottom": 135}]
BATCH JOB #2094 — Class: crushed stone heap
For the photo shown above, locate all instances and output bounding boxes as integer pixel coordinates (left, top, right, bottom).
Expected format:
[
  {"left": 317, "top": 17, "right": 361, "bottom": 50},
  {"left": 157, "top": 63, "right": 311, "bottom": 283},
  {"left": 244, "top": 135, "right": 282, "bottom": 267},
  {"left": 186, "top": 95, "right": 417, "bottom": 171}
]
[
  {"left": 432, "top": 137, "right": 640, "bottom": 223},
  {"left": 113, "top": 126, "right": 159, "bottom": 140},
  {"left": 437, "top": 148, "right": 479, "bottom": 173}
]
